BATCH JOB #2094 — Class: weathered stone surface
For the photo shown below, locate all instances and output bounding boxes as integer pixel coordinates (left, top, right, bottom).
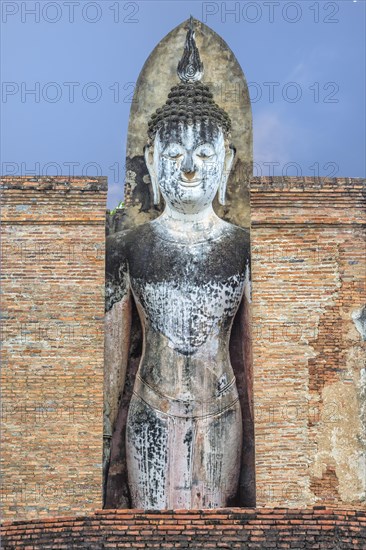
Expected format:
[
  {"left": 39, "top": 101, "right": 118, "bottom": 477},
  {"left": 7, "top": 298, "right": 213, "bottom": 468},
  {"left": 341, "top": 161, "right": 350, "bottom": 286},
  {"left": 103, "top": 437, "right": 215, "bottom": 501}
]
[{"left": 352, "top": 305, "right": 366, "bottom": 341}]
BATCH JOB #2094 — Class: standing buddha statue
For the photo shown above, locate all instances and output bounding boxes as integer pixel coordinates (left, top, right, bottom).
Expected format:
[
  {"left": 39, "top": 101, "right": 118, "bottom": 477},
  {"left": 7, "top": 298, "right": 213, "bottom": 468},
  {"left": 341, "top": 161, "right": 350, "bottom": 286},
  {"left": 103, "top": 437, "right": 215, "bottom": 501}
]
[{"left": 105, "top": 18, "right": 251, "bottom": 509}]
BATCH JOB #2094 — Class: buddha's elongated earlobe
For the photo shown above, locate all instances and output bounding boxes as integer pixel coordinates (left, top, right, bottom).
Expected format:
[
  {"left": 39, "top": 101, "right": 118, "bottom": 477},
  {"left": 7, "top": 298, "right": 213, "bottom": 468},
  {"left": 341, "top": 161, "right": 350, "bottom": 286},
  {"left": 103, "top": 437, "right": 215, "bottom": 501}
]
[
  {"left": 144, "top": 144, "right": 160, "bottom": 205},
  {"left": 218, "top": 144, "right": 235, "bottom": 206}
]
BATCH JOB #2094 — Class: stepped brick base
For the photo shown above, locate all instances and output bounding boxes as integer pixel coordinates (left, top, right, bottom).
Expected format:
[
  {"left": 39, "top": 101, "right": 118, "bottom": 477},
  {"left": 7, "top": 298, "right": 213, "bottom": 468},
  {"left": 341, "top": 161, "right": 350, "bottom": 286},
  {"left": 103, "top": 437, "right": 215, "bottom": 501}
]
[{"left": 1, "top": 508, "right": 365, "bottom": 549}]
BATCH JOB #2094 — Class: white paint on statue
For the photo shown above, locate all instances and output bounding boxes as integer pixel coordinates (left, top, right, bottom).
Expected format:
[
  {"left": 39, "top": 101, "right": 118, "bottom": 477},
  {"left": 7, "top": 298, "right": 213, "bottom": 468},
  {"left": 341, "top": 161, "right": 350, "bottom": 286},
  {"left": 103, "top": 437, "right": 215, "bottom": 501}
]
[{"left": 134, "top": 274, "right": 244, "bottom": 354}]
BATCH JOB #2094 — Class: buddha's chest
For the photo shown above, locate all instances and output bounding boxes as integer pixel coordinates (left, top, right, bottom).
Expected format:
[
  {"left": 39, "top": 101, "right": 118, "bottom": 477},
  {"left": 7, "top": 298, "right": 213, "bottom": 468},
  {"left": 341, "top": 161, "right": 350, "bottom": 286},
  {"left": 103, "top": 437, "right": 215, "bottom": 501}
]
[{"left": 128, "top": 243, "right": 248, "bottom": 353}]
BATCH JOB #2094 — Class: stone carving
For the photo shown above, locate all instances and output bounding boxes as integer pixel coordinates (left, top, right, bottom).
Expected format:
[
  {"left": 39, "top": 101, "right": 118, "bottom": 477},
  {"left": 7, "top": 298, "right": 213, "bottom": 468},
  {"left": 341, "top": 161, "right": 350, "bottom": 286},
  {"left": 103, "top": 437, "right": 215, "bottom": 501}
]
[{"left": 105, "top": 18, "right": 251, "bottom": 509}]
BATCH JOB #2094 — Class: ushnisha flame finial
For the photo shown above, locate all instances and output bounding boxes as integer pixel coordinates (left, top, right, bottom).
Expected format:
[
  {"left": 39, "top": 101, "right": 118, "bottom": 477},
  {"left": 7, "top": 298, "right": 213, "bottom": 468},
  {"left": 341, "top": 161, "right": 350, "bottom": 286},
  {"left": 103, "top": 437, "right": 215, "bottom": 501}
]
[
  {"left": 177, "top": 16, "right": 204, "bottom": 83},
  {"left": 147, "top": 16, "right": 231, "bottom": 142}
]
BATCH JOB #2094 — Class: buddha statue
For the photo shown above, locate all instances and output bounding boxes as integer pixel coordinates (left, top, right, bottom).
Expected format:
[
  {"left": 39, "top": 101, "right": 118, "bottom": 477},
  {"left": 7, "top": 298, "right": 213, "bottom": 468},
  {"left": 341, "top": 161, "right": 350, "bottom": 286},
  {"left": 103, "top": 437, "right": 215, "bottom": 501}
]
[{"left": 105, "top": 19, "right": 251, "bottom": 509}]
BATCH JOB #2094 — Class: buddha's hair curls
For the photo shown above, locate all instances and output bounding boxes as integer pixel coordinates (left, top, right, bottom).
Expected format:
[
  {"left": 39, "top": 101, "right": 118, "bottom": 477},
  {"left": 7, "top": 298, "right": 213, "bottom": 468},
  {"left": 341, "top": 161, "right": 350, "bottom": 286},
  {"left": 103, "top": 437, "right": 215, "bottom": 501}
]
[{"left": 147, "top": 82, "right": 231, "bottom": 142}]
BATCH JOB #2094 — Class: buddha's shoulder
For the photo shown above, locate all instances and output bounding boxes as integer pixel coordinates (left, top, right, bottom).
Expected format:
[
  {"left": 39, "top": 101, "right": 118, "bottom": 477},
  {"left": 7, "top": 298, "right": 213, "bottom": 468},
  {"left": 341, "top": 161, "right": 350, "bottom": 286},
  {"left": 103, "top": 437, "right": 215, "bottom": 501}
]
[
  {"left": 106, "top": 222, "right": 153, "bottom": 253},
  {"left": 220, "top": 220, "right": 250, "bottom": 248}
]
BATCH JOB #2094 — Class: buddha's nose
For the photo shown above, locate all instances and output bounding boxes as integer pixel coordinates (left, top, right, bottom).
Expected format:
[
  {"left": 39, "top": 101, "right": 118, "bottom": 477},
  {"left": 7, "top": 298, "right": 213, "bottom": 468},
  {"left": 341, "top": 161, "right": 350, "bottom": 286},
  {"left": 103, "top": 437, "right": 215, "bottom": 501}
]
[{"left": 181, "top": 153, "right": 196, "bottom": 178}]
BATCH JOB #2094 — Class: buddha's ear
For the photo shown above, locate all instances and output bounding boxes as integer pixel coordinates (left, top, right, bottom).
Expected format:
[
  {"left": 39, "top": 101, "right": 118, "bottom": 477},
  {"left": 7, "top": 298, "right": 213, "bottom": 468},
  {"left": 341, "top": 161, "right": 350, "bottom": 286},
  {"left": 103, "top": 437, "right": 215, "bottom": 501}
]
[
  {"left": 218, "top": 143, "right": 235, "bottom": 206},
  {"left": 144, "top": 143, "right": 160, "bottom": 205}
]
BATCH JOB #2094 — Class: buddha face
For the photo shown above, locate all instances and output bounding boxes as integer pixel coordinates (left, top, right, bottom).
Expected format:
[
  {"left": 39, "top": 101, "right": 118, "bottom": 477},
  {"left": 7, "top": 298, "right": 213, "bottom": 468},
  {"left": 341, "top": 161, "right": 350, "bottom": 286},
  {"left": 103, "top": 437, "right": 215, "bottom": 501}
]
[{"left": 145, "top": 120, "right": 234, "bottom": 214}]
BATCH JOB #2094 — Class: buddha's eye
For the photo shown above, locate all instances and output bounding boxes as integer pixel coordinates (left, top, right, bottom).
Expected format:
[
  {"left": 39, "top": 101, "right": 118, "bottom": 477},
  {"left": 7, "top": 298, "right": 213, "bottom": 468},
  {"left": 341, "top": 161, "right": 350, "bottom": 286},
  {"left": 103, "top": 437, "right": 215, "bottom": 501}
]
[
  {"left": 195, "top": 145, "right": 215, "bottom": 159},
  {"left": 163, "top": 146, "right": 183, "bottom": 159}
]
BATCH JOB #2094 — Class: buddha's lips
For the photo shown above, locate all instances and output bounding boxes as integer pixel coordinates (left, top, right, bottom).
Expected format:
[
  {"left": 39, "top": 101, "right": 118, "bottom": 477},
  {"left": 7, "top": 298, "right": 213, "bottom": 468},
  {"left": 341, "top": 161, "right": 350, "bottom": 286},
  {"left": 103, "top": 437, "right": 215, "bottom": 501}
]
[{"left": 178, "top": 178, "right": 202, "bottom": 188}]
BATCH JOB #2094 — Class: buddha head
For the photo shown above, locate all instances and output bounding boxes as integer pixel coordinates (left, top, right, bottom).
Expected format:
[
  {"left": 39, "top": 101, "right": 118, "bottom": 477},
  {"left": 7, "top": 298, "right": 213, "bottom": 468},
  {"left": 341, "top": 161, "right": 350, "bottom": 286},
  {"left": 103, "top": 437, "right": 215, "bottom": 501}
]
[{"left": 144, "top": 18, "right": 235, "bottom": 215}]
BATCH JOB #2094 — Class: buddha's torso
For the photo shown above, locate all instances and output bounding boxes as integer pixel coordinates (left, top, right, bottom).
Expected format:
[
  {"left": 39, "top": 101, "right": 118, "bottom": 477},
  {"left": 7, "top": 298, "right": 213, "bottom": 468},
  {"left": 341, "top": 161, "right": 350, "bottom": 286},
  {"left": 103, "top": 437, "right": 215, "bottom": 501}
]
[{"left": 118, "top": 219, "right": 250, "bottom": 411}]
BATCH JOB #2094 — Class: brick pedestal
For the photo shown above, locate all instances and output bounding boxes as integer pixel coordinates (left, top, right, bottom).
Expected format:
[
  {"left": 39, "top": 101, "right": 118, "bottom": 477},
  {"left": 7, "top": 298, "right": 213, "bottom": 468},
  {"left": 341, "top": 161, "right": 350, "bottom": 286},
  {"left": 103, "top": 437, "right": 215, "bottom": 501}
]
[{"left": 1, "top": 508, "right": 365, "bottom": 549}]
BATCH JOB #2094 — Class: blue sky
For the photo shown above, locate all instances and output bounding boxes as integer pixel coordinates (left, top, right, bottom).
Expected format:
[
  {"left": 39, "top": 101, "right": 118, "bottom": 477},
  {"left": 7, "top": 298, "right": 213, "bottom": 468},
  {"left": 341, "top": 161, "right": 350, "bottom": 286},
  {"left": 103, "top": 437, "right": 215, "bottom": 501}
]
[{"left": 1, "top": 0, "right": 365, "bottom": 208}]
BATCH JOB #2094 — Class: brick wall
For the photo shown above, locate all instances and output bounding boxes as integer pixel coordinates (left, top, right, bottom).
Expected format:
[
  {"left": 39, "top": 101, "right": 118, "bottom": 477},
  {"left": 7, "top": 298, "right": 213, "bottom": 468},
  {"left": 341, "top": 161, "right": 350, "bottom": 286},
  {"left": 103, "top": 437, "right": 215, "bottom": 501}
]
[
  {"left": 1, "top": 508, "right": 365, "bottom": 548},
  {"left": 1, "top": 177, "right": 107, "bottom": 520},
  {"left": 250, "top": 177, "right": 366, "bottom": 508},
  {"left": 1, "top": 175, "right": 365, "bottom": 522}
]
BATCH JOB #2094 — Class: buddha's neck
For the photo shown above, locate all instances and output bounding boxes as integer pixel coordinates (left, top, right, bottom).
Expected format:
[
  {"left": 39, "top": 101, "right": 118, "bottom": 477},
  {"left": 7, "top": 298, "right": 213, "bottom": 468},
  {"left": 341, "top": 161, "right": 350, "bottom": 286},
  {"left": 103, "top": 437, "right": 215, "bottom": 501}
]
[{"left": 155, "top": 203, "right": 225, "bottom": 243}]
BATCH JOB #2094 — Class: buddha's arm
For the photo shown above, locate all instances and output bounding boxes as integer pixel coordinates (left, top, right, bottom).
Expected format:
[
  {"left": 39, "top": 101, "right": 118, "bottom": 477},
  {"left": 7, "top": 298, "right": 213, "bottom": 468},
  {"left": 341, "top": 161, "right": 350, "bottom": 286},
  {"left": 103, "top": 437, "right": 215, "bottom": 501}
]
[
  {"left": 236, "top": 256, "right": 255, "bottom": 504},
  {"left": 103, "top": 233, "right": 132, "bottom": 476},
  {"left": 242, "top": 258, "right": 253, "bottom": 417}
]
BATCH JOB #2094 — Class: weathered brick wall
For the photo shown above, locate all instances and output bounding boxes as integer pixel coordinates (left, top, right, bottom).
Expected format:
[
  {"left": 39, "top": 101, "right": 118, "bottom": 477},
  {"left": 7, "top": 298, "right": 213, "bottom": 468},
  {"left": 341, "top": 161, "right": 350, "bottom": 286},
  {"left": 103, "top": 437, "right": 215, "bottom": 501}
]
[
  {"left": 1, "top": 177, "right": 107, "bottom": 520},
  {"left": 250, "top": 177, "right": 366, "bottom": 508},
  {"left": 1, "top": 508, "right": 365, "bottom": 548},
  {"left": 2, "top": 175, "right": 365, "bottom": 523}
]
